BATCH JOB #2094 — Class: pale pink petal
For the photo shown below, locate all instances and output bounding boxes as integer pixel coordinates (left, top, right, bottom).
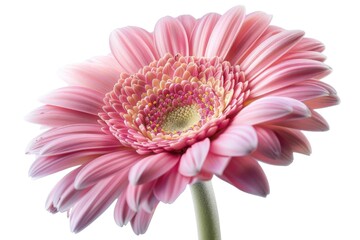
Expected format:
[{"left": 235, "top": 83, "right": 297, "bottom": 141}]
[
  {"left": 278, "top": 110, "right": 329, "bottom": 131},
  {"left": 233, "top": 97, "right": 310, "bottom": 125},
  {"left": 189, "top": 13, "right": 221, "bottom": 56},
  {"left": 220, "top": 156, "right": 269, "bottom": 197},
  {"left": 252, "top": 127, "right": 281, "bottom": 159},
  {"left": 227, "top": 11, "right": 272, "bottom": 64},
  {"left": 291, "top": 37, "right": 325, "bottom": 52},
  {"left": 26, "top": 105, "right": 99, "bottom": 127},
  {"left": 140, "top": 193, "right": 159, "bottom": 214},
  {"left": 205, "top": 6, "right": 246, "bottom": 58},
  {"left": 126, "top": 182, "right": 154, "bottom": 211},
  {"left": 177, "top": 15, "right": 196, "bottom": 38},
  {"left": 29, "top": 151, "right": 100, "bottom": 178},
  {"left": 41, "top": 86, "right": 104, "bottom": 115},
  {"left": 210, "top": 125, "right": 257, "bottom": 157},
  {"left": 279, "top": 51, "right": 326, "bottom": 62},
  {"left": 39, "top": 133, "right": 120, "bottom": 156},
  {"left": 129, "top": 152, "right": 180, "bottom": 185},
  {"left": 154, "top": 16, "right": 189, "bottom": 56},
  {"left": 75, "top": 150, "right": 142, "bottom": 189},
  {"left": 46, "top": 167, "right": 90, "bottom": 213},
  {"left": 114, "top": 193, "right": 136, "bottom": 227},
  {"left": 70, "top": 172, "right": 128, "bottom": 233},
  {"left": 179, "top": 138, "right": 210, "bottom": 176},
  {"left": 201, "top": 152, "right": 231, "bottom": 175},
  {"left": 27, "top": 124, "right": 105, "bottom": 154},
  {"left": 262, "top": 80, "right": 336, "bottom": 104},
  {"left": 241, "top": 30, "right": 304, "bottom": 80},
  {"left": 249, "top": 59, "right": 331, "bottom": 97},
  {"left": 153, "top": 167, "right": 190, "bottom": 203},
  {"left": 131, "top": 208, "right": 157, "bottom": 235},
  {"left": 274, "top": 128, "right": 311, "bottom": 155},
  {"left": 59, "top": 55, "right": 121, "bottom": 94},
  {"left": 110, "top": 27, "right": 158, "bottom": 73}
]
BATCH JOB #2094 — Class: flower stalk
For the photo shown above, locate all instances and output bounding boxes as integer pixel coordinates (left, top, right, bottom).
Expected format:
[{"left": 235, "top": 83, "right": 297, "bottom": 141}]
[{"left": 190, "top": 181, "right": 221, "bottom": 240}]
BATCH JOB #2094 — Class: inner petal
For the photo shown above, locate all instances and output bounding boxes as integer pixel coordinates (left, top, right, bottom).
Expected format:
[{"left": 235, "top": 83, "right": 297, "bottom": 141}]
[{"left": 161, "top": 104, "right": 201, "bottom": 133}]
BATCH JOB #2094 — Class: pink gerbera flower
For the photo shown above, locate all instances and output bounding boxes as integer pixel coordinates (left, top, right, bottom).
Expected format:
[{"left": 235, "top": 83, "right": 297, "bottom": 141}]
[{"left": 27, "top": 6, "right": 339, "bottom": 235}]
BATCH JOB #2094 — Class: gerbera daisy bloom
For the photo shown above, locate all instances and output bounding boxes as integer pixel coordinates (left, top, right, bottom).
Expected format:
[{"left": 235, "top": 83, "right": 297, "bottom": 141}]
[{"left": 26, "top": 5, "right": 339, "bottom": 236}]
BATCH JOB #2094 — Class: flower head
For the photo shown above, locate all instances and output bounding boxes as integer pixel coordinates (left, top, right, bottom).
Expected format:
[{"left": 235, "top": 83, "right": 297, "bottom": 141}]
[{"left": 27, "top": 6, "right": 339, "bottom": 235}]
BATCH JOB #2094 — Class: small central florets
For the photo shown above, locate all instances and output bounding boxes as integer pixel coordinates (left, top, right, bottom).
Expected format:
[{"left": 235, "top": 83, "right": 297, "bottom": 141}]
[
  {"left": 161, "top": 104, "right": 200, "bottom": 133},
  {"left": 100, "top": 53, "right": 248, "bottom": 153}
]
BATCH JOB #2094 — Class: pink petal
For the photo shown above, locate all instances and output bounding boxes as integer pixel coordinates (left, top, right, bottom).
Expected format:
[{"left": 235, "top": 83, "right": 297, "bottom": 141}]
[
  {"left": 227, "top": 11, "right": 272, "bottom": 64},
  {"left": 75, "top": 150, "right": 142, "bottom": 189},
  {"left": 279, "top": 51, "right": 327, "bottom": 62},
  {"left": 177, "top": 15, "right": 196, "bottom": 39},
  {"left": 131, "top": 208, "right": 157, "bottom": 235},
  {"left": 154, "top": 16, "right": 189, "bottom": 56},
  {"left": 190, "top": 13, "right": 221, "bottom": 56},
  {"left": 219, "top": 156, "right": 269, "bottom": 197},
  {"left": 114, "top": 193, "right": 136, "bottom": 227},
  {"left": 278, "top": 110, "right": 329, "bottom": 131},
  {"left": 41, "top": 86, "right": 104, "bottom": 115},
  {"left": 291, "top": 37, "right": 325, "bottom": 52},
  {"left": 233, "top": 97, "right": 311, "bottom": 125},
  {"left": 110, "top": 27, "right": 158, "bottom": 73},
  {"left": 26, "top": 105, "right": 99, "bottom": 127},
  {"left": 70, "top": 172, "right": 128, "bottom": 233},
  {"left": 274, "top": 127, "right": 311, "bottom": 155},
  {"left": 48, "top": 167, "right": 90, "bottom": 212},
  {"left": 249, "top": 59, "right": 331, "bottom": 97},
  {"left": 38, "top": 133, "right": 120, "bottom": 156},
  {"left": 129, "top": 152, "right": 180, "bottom": 185},
  {"left": 201, "top": 152, "right": 231, "bottom": 175},
  {"left": 241, "top": 30, "right": 305, "bottom": 80},
  {"left": 27, "top": 123, "right": 104, "bottom": 154},
  {"left": 29, "top": 150, "right": 101, "bottom": 178},
  {"left": 153, "top": 167, "right": 190, "bottom": 203},
  {"left": 205, "top": 6, "right": 246, "bottom": 58},
  {"left": 126, "top": 182, "right": 155, "bottom": 211},
  {"left": 59, "top": 55, "right": 121, "bottom": 94},
  {"left": 252, "top": 127, "right": 281, "bottom": 159},
  {"left": 210, "top": 125, "right": 257, "bottom": 157},
  {"left": 179, "top": 138, "right": 210, "bottom": 176},
  {"left": 262, "top": 80, "right": 336, "bottom": 104}
]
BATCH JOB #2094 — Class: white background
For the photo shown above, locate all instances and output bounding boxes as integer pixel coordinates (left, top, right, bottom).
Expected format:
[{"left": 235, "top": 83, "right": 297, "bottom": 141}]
[{"left": 0, "top": 0, "right": 358, "bottom": 239}]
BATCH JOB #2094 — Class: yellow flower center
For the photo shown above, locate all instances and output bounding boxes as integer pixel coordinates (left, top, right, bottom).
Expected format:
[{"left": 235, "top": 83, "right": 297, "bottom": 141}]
[{"left": 161, "top": 105, "right": 201, "bottom": 133}]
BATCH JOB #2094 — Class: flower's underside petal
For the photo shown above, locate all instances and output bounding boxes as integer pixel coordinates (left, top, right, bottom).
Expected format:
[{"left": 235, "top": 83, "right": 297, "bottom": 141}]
[
  {"left": 130, "top": 207, "right": 158, "bottom": 235},
  {"left": 129, "top": 152, "right": 180, "bottom": 185},
  {"left": 219, "top": 156, "right": 269, "bottom": 197},
  {"left": 41, "top": 86, "right": 104, "bottom": 115},
  {"left": 233, "top": 97, "right": 310, "bottom": 125},
  {"left": 205, "top": 6, "right": 246, "bottom": 58},
  {"left": 190, "top": 13, "right": 221, "bottom": 57},
  {"left": 201, "top": 152, "right": 232, "bottom": 175},
  {"left": 70, "top": 172, "right": 128, "bottom": 233},
  {"left": 75, "top": 150, "right": 142, "bottom": 189},
  {"left": 179, "top": 138, "right": 210, "bottom": 176},
  {"left": 290, "top": 37, "right": 325, "bottom": 52},
  {"left": 126, "top": 182, "right": 155, "bottom": 212},
  {"left": 59, "top": 55, "right": 121, "bottom": 94},
  {"left": 110, "top": 27, "right": 158, "bottom": 73},
  {"left": 210, "top": 125, "right": 258, "bottom": 157},
  {"left": 227, "top": 11, "right": 272, "bottom": 65},
  {"left": 26, "top": 105, "right": 99, "bottom": 127},
  {"left": 274, "top": 127, "right": 312, "bottom": 155},
  {"left": 276, "top": 110, "right": 329, "bottom": 131},
  {"left": 114, "top": 193, "right": 136, "bottom": 227},
  {"left": 153, "top": 166, "right": 190, "bottom": 203},
  {"left": 154, "top": 16, "right": 189, "bottom": 56},
  {"left": 46, "top": 167, "right": 90, "bottom": 213}
]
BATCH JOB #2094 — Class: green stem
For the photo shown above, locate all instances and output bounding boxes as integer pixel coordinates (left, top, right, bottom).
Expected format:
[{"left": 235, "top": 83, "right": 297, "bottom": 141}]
[{"left": 190, "top": 181, "right": 221, "bottom": 240}]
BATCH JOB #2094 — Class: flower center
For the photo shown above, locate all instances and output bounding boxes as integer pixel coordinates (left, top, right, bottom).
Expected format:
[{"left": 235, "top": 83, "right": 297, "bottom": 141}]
[
  {"left": 100, "top": 53, "right": 248, "bottom": 153},
  {"left": 161, "top": 105, "right": 200, "bottom": 133}
]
